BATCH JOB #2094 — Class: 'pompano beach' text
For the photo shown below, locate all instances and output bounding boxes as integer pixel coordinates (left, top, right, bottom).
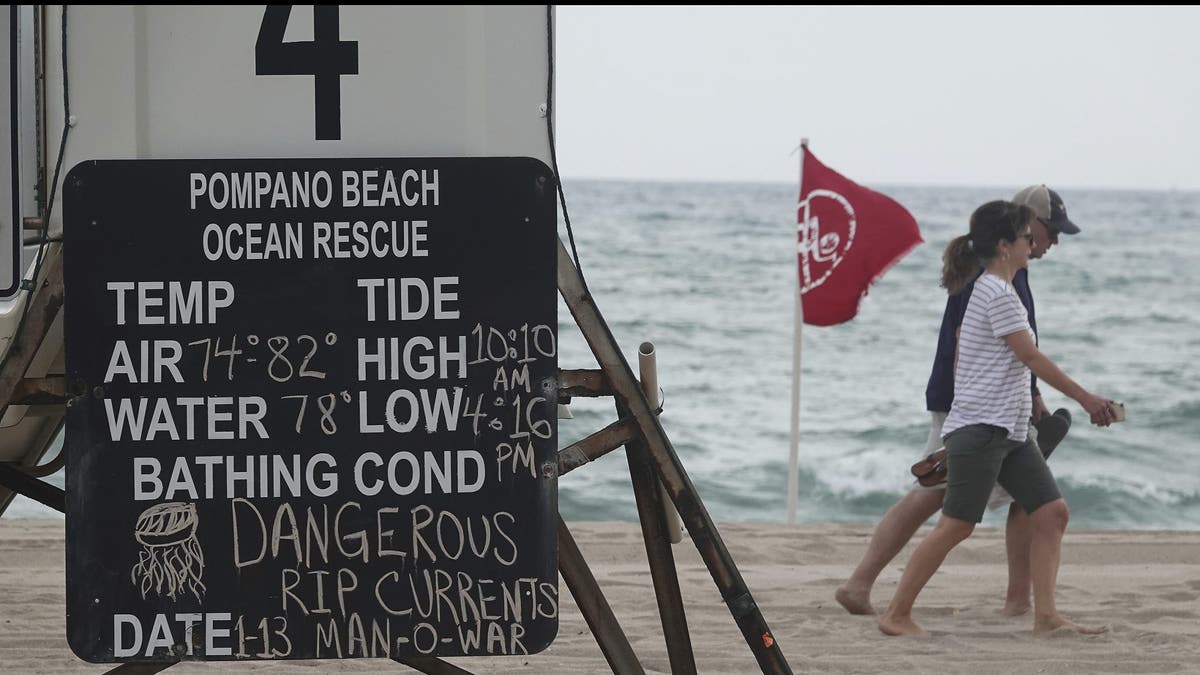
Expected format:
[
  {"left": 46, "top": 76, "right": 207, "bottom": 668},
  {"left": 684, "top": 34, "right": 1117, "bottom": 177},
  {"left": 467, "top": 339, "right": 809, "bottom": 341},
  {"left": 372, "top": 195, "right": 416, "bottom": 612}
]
[{"left": 192, "top": 169, "right": 439, "bottom": 262}]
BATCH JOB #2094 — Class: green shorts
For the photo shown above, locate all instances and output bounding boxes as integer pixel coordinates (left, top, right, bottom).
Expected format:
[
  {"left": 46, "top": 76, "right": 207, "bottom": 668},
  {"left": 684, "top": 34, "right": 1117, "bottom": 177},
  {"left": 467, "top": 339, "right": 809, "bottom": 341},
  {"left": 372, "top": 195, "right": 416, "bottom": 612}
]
[{"left": 941, "top": 424, "right": 1061, "bottom": 523}]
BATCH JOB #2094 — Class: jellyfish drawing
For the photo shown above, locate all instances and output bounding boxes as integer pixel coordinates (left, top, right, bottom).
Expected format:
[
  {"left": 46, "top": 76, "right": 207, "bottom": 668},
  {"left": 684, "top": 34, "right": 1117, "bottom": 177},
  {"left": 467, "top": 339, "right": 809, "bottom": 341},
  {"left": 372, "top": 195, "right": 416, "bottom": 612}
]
[{"left": 130, "top": 502, "right": 206, "bottom": 602}]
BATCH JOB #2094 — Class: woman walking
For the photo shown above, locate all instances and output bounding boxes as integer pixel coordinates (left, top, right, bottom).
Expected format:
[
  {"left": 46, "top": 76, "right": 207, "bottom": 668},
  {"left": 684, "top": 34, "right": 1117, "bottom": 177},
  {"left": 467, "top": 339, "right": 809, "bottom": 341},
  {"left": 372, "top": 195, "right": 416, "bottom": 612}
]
[{"left": 878, "top": 200, "right": 1113, "bottom": 637}]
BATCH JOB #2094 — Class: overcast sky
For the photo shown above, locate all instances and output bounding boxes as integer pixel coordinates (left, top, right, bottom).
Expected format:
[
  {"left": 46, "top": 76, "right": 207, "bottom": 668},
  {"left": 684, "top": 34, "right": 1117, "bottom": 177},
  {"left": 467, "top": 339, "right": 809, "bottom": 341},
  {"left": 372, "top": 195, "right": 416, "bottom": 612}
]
[{"left": 554, "top": 6, "right": 1200, "bottom": 191}]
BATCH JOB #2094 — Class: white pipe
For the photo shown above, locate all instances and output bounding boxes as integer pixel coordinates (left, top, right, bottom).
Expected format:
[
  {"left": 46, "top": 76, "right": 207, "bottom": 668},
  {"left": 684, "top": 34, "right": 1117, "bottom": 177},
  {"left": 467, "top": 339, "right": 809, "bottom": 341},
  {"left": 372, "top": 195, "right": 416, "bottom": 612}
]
[
  {"left": 639, "top": 340, "right": 683, "bottom": 544},
  {"left": 787, "top": 138, "right": 808, "bottom": 526}
]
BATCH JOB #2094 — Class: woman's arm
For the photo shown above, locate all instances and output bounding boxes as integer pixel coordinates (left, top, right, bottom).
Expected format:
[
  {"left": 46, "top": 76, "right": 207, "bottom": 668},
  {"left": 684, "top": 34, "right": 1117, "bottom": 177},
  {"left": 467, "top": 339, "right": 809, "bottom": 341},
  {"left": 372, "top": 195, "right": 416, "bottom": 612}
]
[{"left": 1004, "top": 330, "right": 1113, "bottom": 426}]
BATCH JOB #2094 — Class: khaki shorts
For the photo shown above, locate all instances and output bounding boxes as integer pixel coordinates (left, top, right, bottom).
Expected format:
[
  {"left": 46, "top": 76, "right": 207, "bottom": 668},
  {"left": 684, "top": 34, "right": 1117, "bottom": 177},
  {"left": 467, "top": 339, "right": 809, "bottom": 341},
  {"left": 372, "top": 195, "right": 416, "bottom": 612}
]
[
  {"left": 986, "top": 422, "right": 1039, "bottom": 510},
  {"left": 940, "top": 423, "right": 1061, "bottom": 523}
]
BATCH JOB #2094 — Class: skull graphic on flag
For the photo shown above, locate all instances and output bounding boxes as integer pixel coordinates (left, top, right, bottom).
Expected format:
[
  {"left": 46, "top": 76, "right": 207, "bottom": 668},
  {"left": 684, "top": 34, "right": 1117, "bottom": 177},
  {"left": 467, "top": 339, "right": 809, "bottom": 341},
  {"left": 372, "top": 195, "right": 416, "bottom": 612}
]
[{"left": 798, "top": 188, "right": 856, "bottom": 294}]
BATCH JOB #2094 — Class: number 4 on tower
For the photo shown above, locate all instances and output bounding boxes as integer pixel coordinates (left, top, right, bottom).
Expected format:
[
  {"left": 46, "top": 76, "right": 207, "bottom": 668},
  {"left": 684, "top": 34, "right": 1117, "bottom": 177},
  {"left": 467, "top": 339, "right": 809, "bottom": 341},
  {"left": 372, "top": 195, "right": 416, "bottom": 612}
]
[{"left": 255, "top": 5, "right": 360, "bottom": 141}]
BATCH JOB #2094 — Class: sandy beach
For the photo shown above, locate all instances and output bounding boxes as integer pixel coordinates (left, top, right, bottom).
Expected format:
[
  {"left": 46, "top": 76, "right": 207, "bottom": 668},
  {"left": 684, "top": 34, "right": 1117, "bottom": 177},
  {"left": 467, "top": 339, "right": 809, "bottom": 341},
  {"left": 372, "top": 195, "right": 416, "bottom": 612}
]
[{"left": 1, "top": 518, "right": 1198, "bottom": 674}]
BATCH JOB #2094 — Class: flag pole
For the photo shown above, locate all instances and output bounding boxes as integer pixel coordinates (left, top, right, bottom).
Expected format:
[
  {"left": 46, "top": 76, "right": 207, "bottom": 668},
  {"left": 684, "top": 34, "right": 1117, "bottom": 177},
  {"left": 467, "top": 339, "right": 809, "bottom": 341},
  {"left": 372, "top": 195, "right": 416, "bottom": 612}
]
[{"left": 787, "top": 138, "right": 808, "bottom": 526}]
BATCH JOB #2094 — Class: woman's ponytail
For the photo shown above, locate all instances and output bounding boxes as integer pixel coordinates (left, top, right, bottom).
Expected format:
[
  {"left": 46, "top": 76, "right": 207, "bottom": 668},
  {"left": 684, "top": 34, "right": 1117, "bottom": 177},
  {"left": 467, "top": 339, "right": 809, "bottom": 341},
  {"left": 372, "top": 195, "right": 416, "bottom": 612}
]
[{"left": 941, "top": 235, "right": 977, "bottom": 294}]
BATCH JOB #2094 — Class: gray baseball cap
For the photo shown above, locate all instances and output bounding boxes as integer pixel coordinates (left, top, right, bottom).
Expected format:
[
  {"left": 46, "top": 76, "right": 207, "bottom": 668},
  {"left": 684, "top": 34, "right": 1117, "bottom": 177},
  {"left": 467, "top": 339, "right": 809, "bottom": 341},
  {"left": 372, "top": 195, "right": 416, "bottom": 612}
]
[{"left": 1012, "top": 184, "right": 1080, "bottom": 235}]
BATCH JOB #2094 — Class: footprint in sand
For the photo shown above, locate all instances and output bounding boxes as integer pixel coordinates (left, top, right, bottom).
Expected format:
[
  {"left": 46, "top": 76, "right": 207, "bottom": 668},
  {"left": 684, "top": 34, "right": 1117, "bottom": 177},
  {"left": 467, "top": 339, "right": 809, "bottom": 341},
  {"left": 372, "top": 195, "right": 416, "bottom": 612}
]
[
  {"left": 1037, "top": 626, "right": 1110, "bottom": 640},
  {"left": 1099, "top": 591, "right": 1143, "bottom": 609},
  {"left": 1126, "top": 608, "right": 1197, "bottom": 621},
  {"left": 1156, "top": 590, "right": 1199, "bottom": 603}
]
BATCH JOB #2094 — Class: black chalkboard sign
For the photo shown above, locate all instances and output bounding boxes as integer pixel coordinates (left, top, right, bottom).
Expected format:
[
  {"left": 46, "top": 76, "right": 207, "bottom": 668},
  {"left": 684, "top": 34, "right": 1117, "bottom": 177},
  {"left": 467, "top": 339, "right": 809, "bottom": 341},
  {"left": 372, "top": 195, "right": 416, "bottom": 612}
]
[{"left": 62, "top": 158, "right": 559, "bottom": 662}]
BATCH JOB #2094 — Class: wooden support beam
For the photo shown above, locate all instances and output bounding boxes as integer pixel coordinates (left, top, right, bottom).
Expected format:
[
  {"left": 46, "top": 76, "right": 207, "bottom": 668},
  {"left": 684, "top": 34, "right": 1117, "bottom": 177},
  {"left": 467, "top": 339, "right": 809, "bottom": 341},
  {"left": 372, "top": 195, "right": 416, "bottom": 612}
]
[
  {"left": 619, "top": 399, "right": 697, "bottom": 675},
  {"left": 558, "top": 368, "right": 613, "bottom": 400},
  {"left": 557, "top": 417, "right": 637, "bottom": 476},
  {"left": 0, "top": 463, "right": 65, "bottom": 513},
  {"left": 8, "top": 376, "right": 67, "bottom": 405}
]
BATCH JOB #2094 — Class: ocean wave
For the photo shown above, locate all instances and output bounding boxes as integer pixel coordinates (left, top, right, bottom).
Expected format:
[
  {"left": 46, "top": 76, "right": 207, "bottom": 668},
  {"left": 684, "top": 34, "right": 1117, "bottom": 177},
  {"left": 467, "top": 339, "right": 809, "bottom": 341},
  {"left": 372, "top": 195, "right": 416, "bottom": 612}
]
[
  {"left": 1055, "top": 479, "right": 1200, "bottom": 530},
  {"left": 636, "top": 210, "right": 676, "bottom": 222}
]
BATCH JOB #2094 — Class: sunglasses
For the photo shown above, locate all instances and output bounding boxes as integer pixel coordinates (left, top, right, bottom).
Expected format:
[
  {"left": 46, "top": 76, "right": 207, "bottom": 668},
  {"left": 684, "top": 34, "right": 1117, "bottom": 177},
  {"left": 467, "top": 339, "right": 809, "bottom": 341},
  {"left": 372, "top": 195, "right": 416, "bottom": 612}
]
[{"left": 1037, "top": 217, "right": 1060, "bottom": 239}]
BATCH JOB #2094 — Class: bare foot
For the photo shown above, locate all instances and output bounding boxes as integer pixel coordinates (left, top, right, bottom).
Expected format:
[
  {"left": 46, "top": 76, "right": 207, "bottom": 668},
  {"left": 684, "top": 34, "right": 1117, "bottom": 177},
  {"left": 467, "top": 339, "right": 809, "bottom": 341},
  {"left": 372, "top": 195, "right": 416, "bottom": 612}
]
[
  {"left": 878, "top": 612, "right": 928, "bottom": 636},
  {"left": 1001, "top": 601, "right": 1030, "bottom": 616},
  {"left": 835, "top": 585, "right": 876, "bottom": 615},
  {"left": 1033, "top": 614, "right": 1107, "bottom": 635}
]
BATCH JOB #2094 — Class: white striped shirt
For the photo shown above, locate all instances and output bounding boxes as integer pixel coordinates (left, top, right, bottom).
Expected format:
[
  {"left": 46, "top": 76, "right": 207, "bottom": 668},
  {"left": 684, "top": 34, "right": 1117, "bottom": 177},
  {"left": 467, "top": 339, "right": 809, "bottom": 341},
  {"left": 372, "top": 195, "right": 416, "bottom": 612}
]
[{"left": 941, "top": 273, "right": 1034, "bottom": 441}]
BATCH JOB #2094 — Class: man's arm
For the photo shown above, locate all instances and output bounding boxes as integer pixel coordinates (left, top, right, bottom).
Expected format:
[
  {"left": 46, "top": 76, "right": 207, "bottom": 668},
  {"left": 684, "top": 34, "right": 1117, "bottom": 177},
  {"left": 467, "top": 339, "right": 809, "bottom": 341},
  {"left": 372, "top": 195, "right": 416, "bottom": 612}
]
[
  {"left": 1031, "top": 394, "right": 1049, "bottom": 421},
  {"left": 1015, "top": 270, "right": 1045, "bottom": 418}
]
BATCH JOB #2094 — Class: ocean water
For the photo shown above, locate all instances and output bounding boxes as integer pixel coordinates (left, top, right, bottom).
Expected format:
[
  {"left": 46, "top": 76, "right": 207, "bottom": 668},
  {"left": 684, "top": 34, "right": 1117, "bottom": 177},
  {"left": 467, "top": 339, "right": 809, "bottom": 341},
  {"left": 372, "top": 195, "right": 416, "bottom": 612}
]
[
  {"left": 8, "top": 181, "right": 1199, "bottom": 530},
  {"left": 549, "top": 179, "right": 1200, "bottom": 531}
]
